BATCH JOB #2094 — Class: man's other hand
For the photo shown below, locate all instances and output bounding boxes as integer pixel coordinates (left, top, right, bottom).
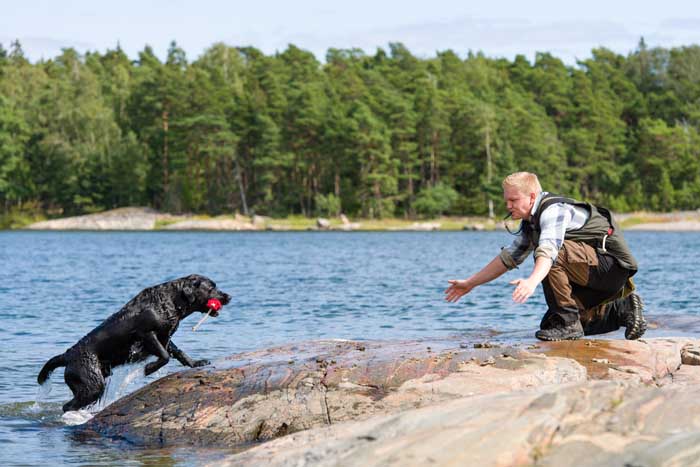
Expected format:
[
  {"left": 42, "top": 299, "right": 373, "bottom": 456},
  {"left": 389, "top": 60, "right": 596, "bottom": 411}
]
[
  {"left": 510, "top": 278, "right": 536, "bottom": 303},
  {"left": 445, "top": 280, "right": 474, "bottom": 303}
]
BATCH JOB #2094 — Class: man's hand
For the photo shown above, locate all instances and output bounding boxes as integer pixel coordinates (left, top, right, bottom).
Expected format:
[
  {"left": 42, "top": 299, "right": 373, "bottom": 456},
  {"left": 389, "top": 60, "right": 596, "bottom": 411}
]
[
  {"left": 510, "top": 278, "right": 537, "bottom": 303},
  {"left": 445, "top": 279, "right": 475, "bottom": 303}
]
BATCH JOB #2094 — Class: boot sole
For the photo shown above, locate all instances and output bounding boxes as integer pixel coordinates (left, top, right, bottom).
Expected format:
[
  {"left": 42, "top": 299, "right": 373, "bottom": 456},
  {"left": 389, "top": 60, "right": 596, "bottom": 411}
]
[
  {"left": 625, "top": 294, "right": 647, "bottom": 340},
  {"left": 535, "top": 332, "right": 584, "bottom": 342}
]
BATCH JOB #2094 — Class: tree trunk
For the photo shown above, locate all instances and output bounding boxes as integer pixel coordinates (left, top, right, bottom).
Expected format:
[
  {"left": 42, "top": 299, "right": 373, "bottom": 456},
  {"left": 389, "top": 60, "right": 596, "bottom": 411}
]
[
  {"left": 486, "top": 125, "right": 494, "bottom": 219},
  {"left": 162, "top": 109, "right": 169, "bottom": 206},
  {"left": 234, "top": 155, "right": 249, "bottom": 216},
  {"left": 431, "top": 130, "right": 439, "bottom": 185},
  {"left": 406, "top": 164, "right": 415, "bottom": 218}
]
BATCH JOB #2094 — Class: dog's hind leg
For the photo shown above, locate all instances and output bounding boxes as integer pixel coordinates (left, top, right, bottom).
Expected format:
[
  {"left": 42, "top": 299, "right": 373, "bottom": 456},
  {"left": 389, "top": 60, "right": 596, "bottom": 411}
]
[{"left": 62, "top": 355, "right": 105, "bottom": 412}]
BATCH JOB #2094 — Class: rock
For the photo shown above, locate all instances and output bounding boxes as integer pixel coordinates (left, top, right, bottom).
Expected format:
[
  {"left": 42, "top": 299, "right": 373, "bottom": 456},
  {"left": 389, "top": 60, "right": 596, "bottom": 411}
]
[
  {"left": 316, "top": 218, "right": 331, "bottom": 229},
  {"left": 24, "top": 207, "right": 268, "bottom": 231},
  {"left": 626, "top": 221, "right": 700, "bottom": 231},
  {"left": 79, "top": 337, "right": 700, "bottom": 466},
  {"left": 388, "top": 222, "right": 440, "bottom": 231},
  {"left": 408, "top": 222, "right": 441, "bottom": 231},
  {"left": 337, "top": 222, "right": 361, "bottom": 231},
  {"left": 462, "top": 223, "right": 485, "bottom": 231},
  {"left": 81, "top": 339, "right": 585, "bottom": 447},
  {"left": 26, "top": 207, "right": 159, "bottom": 230},
  {"left": 335, "top": 215, "right": 361, "bottom": 231},
  {"left": 473, "top": 342, "right": 499, "bottom": 349},
  {"left": 225, "top": 380, "right": 700, "bottom": 467},
  {"left": 252, "top": 215, "right": 271, "bottom": 228},
  {"left": 681, "top": 343, "right": 700, "bottom": 365},
  {"left": 533, "top": 338, "right": 683, "bottom": 384},
  {"left": 162, "top": 219, "right": 257, "bottom": 230},
  {"left": 666, "top": 364, "right": 700, "bottom": 385}
]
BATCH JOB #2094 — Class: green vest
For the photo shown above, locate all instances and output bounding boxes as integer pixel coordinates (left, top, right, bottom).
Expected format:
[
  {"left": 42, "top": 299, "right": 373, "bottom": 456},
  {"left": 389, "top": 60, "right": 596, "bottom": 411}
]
[{"left": 526, "top": 193, "right": 638, "bottom": 274}]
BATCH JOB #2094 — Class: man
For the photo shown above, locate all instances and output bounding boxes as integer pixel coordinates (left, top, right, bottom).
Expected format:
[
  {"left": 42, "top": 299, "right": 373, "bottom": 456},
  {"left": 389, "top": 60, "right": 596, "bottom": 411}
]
[{"left": 445, "top": 171, "right": 646, "bottom": 341}]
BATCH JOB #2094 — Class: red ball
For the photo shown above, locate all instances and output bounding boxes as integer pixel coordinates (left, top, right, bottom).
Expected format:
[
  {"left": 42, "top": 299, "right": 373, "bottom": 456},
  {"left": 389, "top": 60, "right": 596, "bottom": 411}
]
[{"left": 207, "top": 298, "right": 222, "bottom": 311}]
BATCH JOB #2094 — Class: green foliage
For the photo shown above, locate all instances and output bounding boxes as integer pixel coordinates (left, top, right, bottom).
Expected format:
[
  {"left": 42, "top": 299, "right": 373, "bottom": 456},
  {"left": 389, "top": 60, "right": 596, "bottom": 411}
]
[
  {"left": 413, "top": 183, "right": 459, "bottom": 217},
  {"left": 0, "top": 201, "right": 44, "bottom": 229},
  {"left": 314, "top": 193, "right": 341, "bottom": 217},
  {"left": 2, "top": 39, "right": 700, "bottom": 223}
]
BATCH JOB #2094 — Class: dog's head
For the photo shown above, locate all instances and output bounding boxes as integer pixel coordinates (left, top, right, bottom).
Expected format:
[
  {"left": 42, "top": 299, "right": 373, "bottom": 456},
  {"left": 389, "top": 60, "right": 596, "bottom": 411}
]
[{"left": 180, "top": 274, "right": 231, "bottom": 316}]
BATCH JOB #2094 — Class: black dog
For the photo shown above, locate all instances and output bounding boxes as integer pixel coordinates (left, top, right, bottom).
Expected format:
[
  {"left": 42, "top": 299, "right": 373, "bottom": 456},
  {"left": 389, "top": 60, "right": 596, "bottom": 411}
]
[{"left": 37, "top": 274, "right": 231, "bottom": 412}]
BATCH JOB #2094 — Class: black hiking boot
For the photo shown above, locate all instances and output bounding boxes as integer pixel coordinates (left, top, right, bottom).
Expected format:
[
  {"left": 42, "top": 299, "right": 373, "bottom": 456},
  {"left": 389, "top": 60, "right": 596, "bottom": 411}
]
[
  {"left": 535, "top": 319, "right": 584, "bottom": 341},
  {"left": 620, "top": 292, "right": 646, "bottom": 340}
]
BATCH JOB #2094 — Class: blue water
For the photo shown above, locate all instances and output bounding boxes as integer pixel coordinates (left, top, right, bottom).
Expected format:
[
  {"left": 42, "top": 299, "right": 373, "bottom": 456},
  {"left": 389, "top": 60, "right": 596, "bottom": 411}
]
[{"left": 1, "top": 231, "right": 699, "bottom": 466}]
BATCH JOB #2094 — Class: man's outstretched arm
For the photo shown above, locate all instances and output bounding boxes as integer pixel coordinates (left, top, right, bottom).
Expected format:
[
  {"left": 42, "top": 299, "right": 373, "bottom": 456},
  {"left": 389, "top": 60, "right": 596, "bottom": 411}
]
[
  {"left": 510, "top": 256, "right": 552, "bottom": 303},
  {"left": 445, "top": 255, "right": 508, "bottom": 303}
]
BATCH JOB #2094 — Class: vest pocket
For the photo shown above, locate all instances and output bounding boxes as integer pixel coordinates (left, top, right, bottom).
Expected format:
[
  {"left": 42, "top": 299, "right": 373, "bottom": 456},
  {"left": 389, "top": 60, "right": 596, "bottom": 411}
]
[{"left": 563, "top": 240, "right": 599, "bottom": 267}]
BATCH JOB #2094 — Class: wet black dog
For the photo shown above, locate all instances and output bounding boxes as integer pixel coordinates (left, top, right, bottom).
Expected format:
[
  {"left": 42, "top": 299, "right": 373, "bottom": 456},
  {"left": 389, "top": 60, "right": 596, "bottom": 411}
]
[{"left": 37, "top": 274, "right": 231, "bottom": 412}]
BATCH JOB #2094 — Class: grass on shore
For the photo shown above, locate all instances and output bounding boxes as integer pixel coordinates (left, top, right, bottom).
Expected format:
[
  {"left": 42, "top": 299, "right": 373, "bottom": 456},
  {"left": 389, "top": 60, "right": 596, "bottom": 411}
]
[{"left": 261, "top": 215, "right": 502, "bottom": 231}]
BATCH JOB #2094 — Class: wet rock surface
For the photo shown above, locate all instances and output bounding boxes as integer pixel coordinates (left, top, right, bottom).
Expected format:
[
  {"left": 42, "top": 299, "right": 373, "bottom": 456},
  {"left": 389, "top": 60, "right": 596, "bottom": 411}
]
[{"left": 81, "top": 337, "right": 700, "bottom": 466}]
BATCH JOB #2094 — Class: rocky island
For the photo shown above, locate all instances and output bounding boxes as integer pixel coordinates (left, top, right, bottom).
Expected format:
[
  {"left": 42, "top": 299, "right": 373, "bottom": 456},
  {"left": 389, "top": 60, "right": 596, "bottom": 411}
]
[{"left": 79, "top": 336, "right": 700, "bottom": 466}]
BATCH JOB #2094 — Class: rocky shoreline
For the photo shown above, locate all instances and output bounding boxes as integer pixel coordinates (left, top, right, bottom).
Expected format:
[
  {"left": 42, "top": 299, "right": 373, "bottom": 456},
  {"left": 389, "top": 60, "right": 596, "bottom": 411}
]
[
  {"left": 21, "top": 208, "right": 474, "bottom": 232},
  {"left": 78, "top": 336, "right": 700, "bottom": 465},
  {"left": 19, "top": 207, "right": 700, "bottom": 232}
]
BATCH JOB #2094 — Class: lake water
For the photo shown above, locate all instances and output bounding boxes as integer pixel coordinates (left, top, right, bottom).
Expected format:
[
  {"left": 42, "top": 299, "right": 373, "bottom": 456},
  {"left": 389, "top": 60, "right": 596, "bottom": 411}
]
[{"left": 1, "top": 230, "right": 699, "bottom": 466}]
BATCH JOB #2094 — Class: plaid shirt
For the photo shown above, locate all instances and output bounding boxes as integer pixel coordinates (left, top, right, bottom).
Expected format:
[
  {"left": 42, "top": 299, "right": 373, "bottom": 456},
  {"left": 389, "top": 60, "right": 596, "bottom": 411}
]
[{"left": 499, "top": 192, "right": 590, "bottom": 269}]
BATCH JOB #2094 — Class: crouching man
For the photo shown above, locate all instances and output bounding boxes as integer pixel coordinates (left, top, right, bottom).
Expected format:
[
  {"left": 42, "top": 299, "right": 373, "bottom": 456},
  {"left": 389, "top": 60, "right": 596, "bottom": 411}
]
[{"left": 445, "top": 171, "right": 646, "bottom": 341}]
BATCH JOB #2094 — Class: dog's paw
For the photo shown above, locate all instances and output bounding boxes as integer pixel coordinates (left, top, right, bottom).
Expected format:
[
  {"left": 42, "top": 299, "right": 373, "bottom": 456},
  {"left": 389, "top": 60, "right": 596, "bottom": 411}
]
[
  {"left": 193, "top": 359, "right": 211, "bottom": 367},
  {"left": 144, "top": 361, "right": 163, "bottom": 376}
]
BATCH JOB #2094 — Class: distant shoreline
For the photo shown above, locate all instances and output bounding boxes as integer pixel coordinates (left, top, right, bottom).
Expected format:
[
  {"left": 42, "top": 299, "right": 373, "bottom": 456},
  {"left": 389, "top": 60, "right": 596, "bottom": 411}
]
[{"left": 10, "top": 207, "right": 700, "bottom": 232}]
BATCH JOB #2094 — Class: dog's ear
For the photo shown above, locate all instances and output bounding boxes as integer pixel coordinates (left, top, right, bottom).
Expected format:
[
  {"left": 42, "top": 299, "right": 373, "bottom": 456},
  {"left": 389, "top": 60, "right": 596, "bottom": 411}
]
[{"left": 182, "top": 284, "right": 196, "bottom": 304}]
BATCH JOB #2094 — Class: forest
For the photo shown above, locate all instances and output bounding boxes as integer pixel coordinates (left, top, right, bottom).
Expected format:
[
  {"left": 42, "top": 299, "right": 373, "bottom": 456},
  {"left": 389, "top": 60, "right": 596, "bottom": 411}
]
[{"left": 1, "top": 38, "right": 699, "bottom": 223}]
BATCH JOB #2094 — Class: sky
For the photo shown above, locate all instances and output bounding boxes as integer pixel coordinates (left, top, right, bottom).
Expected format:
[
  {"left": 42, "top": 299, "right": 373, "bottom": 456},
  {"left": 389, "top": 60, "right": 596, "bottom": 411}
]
[{"left": 2, "top": 0, "right": 700, "bottom": 64}]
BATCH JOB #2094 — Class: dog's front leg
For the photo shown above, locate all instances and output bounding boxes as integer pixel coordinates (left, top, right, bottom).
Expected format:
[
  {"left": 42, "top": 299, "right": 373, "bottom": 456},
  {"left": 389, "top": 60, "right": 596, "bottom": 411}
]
[
  {"left": 144, "top": 331, "right": 170, "bottom": 376},
  {"left": 168, "top": 341, "right": 210, "bottom": 368}
]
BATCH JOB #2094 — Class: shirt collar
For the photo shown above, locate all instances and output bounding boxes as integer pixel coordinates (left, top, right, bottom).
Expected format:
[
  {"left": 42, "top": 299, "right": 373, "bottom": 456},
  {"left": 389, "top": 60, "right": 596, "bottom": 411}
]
[{"left": 529, "top": 191, "right": 548, "bottom": 218}]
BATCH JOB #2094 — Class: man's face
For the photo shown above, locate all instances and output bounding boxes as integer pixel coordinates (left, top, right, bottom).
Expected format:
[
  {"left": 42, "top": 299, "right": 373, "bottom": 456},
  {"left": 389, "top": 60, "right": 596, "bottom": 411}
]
[{"left": 504, "top": 186, "right": 536, "bottom": 221}]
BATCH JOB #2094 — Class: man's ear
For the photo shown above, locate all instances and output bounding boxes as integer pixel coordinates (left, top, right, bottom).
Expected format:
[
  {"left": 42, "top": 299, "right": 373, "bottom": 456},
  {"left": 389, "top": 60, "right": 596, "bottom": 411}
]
[{"left": 182, "top": 285, "right": 196, "bottom": 304}]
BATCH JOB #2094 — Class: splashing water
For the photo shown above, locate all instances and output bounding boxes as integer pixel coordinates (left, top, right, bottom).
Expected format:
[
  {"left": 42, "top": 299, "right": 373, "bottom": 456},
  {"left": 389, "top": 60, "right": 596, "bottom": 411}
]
[
  {"left": 29, "top": 381, "right": 54, "bottom": 414},
  {"left": 93, "top": 363, "right": 146, "bottom": 412},
  {"left": 57, "top": 362, "right": 149, "bottom": 426},
  {"left": 61, "top": 409, "right": 94, "bottom": 426}
]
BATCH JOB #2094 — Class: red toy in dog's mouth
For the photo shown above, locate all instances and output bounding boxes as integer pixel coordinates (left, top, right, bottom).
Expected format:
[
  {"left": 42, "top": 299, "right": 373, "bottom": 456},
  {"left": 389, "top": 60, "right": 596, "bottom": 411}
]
[
  {"left": 207, "top": 298, "right": 222, "bottom": 317},
  {"left": 192, "top": 298, "right": 223, "bottom": 331}
]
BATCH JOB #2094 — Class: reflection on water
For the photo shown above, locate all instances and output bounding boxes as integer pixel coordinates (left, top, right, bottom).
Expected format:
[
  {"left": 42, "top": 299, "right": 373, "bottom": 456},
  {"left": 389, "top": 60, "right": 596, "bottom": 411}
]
[{"left": 1, "top": 230, "right": 699, "bottom": 465}]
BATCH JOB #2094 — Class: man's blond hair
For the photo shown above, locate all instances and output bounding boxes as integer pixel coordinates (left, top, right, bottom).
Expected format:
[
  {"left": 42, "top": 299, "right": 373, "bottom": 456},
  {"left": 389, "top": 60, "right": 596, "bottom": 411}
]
[{"left": 502, "top": 172, "right": 542, "bottom": 194}]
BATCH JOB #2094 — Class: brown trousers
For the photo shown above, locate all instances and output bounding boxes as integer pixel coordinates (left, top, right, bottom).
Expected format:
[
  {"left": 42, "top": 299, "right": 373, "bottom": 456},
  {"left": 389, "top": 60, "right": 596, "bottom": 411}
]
[{"left": 541, "top": 240, "right": 634, "bottom": 334}]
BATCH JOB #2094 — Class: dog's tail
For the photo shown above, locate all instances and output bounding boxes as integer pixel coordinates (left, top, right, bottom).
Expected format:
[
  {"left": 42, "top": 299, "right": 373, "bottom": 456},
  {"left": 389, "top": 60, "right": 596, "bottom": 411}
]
[{"left": 38, "top": 354, "right": 66, "bottom": 385}]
